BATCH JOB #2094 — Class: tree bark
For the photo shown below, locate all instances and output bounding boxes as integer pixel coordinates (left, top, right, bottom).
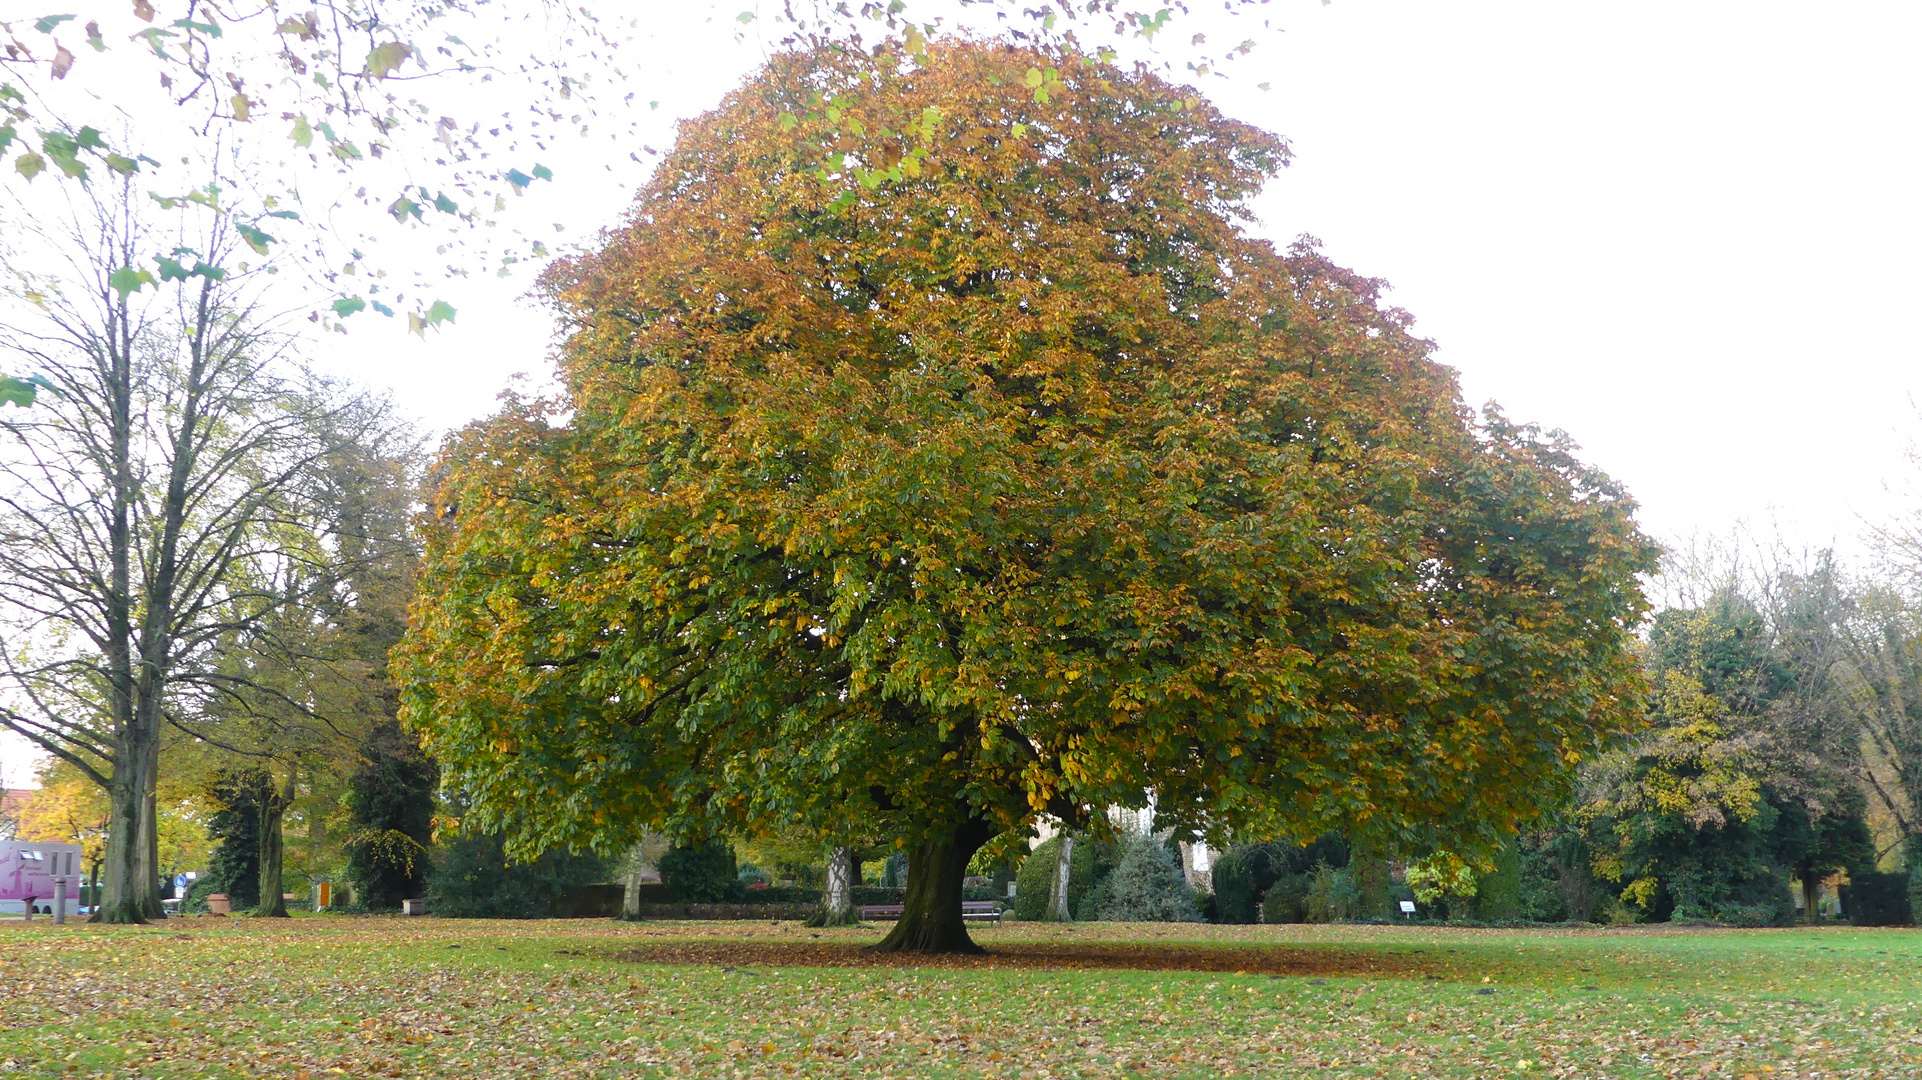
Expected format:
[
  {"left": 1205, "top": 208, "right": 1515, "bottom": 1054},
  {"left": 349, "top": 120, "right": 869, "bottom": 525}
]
[
  {"left": 256, "top": 768, "right": 298, "bottom": 917},
  {"left": 873, "top": 819, "right": 995, "bottom": 954},
  {"left": 93, "top": 758, "right": 149, "bottom": 923},
  {"left": 1800, "top": 866, "right": 1821, "bottom": 924},
  {"left": 811, "top": 846, "right": 859, "bottom": 926},
  {"left": 622, "top": 863, "right": 644, "bottom": 921},
  {"left": 1045, "top": 833, "right": 1075, "bottom": 922}
]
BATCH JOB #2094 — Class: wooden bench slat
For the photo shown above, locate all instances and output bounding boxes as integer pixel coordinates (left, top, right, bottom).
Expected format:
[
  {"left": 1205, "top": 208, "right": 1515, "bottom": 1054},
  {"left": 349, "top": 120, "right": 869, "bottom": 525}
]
[{"left": 858, "top": 902, "right": 1002, "bottom": 923}]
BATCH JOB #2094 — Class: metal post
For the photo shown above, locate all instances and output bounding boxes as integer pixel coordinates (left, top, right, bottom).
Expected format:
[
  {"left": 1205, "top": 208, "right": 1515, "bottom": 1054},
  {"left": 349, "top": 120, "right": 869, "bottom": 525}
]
[{"left": 53, "top": 878, "right": 67, "bottom": 925}]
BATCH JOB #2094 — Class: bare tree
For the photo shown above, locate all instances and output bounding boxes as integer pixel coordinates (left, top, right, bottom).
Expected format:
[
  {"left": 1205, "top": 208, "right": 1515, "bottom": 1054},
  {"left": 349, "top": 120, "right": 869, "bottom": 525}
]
[{"left": 0, "top": 180, "right": 386, "bottom": 922}]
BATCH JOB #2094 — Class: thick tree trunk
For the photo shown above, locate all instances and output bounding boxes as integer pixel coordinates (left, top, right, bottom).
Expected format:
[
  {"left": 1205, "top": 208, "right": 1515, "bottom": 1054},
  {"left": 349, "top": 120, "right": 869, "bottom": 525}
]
[
  {"left": 256, "top": 769, "right": 297, "bottom": 917},
  {"left": 138, "top": 778, "right": 163, "bottom": 920},
  {"left": 1045, "top": 834, "right": 1075, "bottom": 922},
  {"left": 873, "top": 820, "right": 994, "bottom": 954},
  {"left": 1800, "top": 867, "right": 1821, "bottom": 924},
  {"left": 810, "top": 846, "right": 859, "bottom": 926},
  {"left": 92, "top": 761, "right": 149, "bottom": 923}
]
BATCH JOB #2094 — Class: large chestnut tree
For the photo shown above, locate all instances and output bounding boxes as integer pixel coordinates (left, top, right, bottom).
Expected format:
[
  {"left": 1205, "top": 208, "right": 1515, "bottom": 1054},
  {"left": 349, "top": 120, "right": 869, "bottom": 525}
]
[{"left": 397, "top": 40, "right": 1657, "bottom": 952}]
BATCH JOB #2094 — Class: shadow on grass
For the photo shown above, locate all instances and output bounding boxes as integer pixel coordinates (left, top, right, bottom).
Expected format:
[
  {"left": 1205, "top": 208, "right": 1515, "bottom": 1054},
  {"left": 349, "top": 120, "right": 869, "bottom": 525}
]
[{"left": 611, "top": 940, "right": 1429, "bottom": 976}]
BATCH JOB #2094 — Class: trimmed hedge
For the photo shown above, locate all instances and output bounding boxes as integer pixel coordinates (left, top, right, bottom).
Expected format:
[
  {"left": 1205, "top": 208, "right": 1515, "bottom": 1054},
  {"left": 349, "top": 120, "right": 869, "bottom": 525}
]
[{"left": 1846, "top": 872, "right": 1914, "bottom": 926}]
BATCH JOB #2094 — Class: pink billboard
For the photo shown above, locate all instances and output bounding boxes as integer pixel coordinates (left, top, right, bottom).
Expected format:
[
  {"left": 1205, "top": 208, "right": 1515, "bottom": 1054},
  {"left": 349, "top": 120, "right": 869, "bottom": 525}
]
[{"left": 1, "top": 842, "right": 84, "bottom": 903}]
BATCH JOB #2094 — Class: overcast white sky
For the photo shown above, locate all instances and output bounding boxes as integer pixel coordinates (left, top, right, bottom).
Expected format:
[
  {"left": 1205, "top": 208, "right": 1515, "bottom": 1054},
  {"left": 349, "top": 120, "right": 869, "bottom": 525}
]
[
  {"left": 322, "top": 0, "right": 1922, "bottom": 554},
  {"left": 5, "top": 1, "right": 1919, "bottom": 785}
]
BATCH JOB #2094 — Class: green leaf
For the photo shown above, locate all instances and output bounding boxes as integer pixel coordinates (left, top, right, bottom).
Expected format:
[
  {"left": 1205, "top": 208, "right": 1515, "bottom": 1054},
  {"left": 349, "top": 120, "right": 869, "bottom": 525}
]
[
  {"left": 155, "top": 255, "right": 189, "bottom": 282},
  {"left": 170, "top": 18, "right": 221, "bottom": 37},
  {"left": 105, "top": 153, "right": 138, "bottom": 175},
  {"left": 778, "top": 112, "right": 798, "bottom": 131},
  {"left": 289, "top": 115, "right": 314, "bottom": 149},
  {"left": 264, "top": 209, "right": 300, "bottom": 221},
  {"left": 34, "top": 14, "right": 76, "bottom": 34},
  {"left": 736, "top": 10, "right": 755, "bottom": 22},
  {"left": 39, "top": 131, "right": 87, "bottom": 179},
  {"left": 505, "top": 168, "right": 534, "bottom": 192},
  {"left": 1, "top": 377, "right": 37, "bottom": 408},
  {"left": 371, "top": 300, "right": 396, "bottom": 317},
  {"left": 367, "top": 41, "right": 415, "bottom": 80},
  {"left": 0, "top": 374, "right": 54, "bottom": 408},
  {"left": 15, "top": 151, "right": 47, "bottom": 181},
  {"left": 331, "top": 297, "right": 367, "bottom": 317},
  {"left": 74, "top": 126, "right": 105, "bottom": 150},
  {"left": 424, "top": 300, "right": 457, "bottom": 326},
  {"left": 275, "top": 13, "right": 318, "bottom": 40},
  {"left": 190, "top": 261, "right": 226, "bottom": 282},
  {"left": 0, "top": 125, "right": 16, "bottom": 156},
  {"left": 531, "top": 164, "right": 553, "bottom": 182},
  {"left": 108, "top": 265, "right": 156, "bottom": 300},
  {"left": 234, "top": 221, "right": 275, "bottom": 254},
  {"left": 133, "top": 27, "right": 175, "bottom": 58},
  {"left": 432, "top": 192, "right": 459, "bottom": 215},
  {"left": 388, "top": 196, "right": 422, "bottom": 223}
]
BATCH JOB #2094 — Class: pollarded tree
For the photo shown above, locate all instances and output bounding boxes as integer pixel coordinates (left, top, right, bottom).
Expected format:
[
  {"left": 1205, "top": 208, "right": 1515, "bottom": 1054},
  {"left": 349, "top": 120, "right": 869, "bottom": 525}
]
[{"left": 397, "top": 40, "right": 1657, "bottom": 952}]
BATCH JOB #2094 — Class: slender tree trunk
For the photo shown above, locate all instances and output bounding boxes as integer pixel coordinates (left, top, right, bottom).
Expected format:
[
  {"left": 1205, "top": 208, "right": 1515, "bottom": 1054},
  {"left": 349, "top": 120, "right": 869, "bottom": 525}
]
[
  {"left": 622, "top": 863, "right": 643, "bottom": 921},
  {"left": 1045, "top": 833, "right": 1075, "bottom": 922},
  {"left": 873, "top": 819, "right": 994, "bottom": 954},
  {"left": 811, "top": 846, "right": 859, "bottom": 927},
  {"left": 256, "top": 769, "right": 297, "bottom": 917}
]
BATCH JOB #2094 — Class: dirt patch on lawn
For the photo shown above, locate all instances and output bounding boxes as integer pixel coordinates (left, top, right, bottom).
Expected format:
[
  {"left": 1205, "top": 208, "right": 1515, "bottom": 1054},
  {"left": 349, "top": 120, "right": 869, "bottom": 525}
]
[{"left": 610, "top": 939, "right": 1426, "bottom": 977}]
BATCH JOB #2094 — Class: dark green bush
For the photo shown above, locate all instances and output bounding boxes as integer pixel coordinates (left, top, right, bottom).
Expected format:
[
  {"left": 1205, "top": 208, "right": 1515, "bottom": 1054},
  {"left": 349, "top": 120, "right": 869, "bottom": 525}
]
[
  {"left": 1262, "top": 873, "right": 1311, "bottom": 923},
  {"left": 1473, "top": 841, "right": 1523, "bottom": 921},
  {"left": 425, "top": 831, "right": 612, "bottom": 918},
  {"left": 659, "top": 838, "right": 744, "bottom": 903},
  {"left": 1846, "top": 872, "right": 1914, "bottom": 926},
  {"left": 1088, "top": 835, "right": 1200, "bottom": 922},
  {"left": 1304, "top": 863, "right": 1361, "bottom": 923},
  {"left": 1210, "top": 846, "right": 1261, "bottom": 924},
  {"left": 850, "top": 885, "right": 906, "bottom": 906},
  {"left": 1012, "top": 836, "right": 1099, "bottom": 920},
  {"left": 343, "top": 722, "right": 437, "bottom": 910}
]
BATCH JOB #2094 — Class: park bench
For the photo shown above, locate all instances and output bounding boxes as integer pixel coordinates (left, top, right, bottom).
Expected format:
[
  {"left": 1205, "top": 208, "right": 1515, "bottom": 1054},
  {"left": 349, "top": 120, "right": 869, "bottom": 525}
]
[{"left": 859, "top": 902, "right": 1002, "bottom": 923}]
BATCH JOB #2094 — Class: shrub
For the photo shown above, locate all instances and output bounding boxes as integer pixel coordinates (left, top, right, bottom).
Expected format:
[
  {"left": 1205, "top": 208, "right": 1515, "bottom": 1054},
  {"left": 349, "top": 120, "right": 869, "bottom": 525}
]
[
  {"left": 425, "top": 831, "right": 613, "bottom": 918},
  {"left": 1091, "top": 835, "right": 1201, "bottom": 922},
  {"left": 1304, "top": 864, "right": 1361, "bottom": 923},
  {"left": 1846, "top": 872, "right": 1914, "bottom": 927},
  {"left": 1262, "top": 873, "right": 1311, "bottom": 923},
  {"left": 1473, "top": 841, "right": 1523, "bottom": 921},
  {"left": 1210, "top": 846, "right": 1261, "bottom": 924},
  {"left": 659, "top": 838, "right": 744, "bottom": 903},
  {"left": 1012, "top": 836, "right": 1104, "bottom": 920}
]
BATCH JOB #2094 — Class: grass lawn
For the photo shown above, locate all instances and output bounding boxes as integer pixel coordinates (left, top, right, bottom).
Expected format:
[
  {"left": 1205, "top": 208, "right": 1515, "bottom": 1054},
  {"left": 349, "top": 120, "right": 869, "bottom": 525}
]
[{"left": 1, "top": 917, "right": 1916, "bottom": 1079}]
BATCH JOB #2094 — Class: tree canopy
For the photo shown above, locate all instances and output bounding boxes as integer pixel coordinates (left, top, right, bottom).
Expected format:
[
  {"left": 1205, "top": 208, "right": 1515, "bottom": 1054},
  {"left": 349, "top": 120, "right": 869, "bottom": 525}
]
[{"left": 397, "top": 40, "right": 1657, "bottom": 951}]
